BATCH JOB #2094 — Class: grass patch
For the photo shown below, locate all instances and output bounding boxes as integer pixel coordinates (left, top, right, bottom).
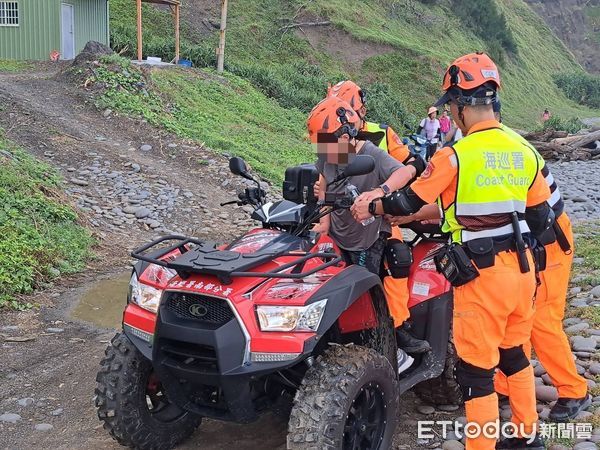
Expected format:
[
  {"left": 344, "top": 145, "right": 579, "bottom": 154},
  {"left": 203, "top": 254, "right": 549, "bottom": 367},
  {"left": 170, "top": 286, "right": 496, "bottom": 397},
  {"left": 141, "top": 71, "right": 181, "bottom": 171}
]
[
  {"left": 573, "top": 224, "right": 600, "bottom": 270},
  {"left": 108, "top": 0, "right": 598, "bottom": 136},
  {"left": 90, "top": 57, "right": 311, "bottom": 184},
  {"left": 0, "top": 60, "right": 30, "bottom": 73},
  {"left": 0, "top": 132, "right": 94, "bottom": 310}
]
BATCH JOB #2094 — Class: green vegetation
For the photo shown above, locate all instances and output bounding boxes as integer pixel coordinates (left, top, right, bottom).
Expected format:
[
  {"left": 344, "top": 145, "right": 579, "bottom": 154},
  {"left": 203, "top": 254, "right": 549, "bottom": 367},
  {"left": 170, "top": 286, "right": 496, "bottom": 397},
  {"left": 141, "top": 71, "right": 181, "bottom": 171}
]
[
  {"left": 0, "top": 132, "right": 93, "bottom": 310},
  {"left": 452, "top": 0, "right": 517, "bottom": 63},
  {"left": 92, "top": 56, "right": 311, "bottom": 183},
  {"left": 554, "top": 72, "right": 600, "bottom": 109},
  {"left": 108, "top": 0, "right": 598, "bottom": 136},
  {"left": 0, "top": 59, "right": 29, "bottom": 72},
  {"left": 539, "top": 115, "right": 584, "bottom": 135}
]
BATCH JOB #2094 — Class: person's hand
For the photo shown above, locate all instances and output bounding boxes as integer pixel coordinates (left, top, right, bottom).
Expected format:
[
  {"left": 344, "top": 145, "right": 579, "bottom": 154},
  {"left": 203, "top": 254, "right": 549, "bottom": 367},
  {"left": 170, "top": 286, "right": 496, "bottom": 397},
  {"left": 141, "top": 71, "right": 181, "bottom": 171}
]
[
  {"left": 313, "top": 179, "right": 321, "bottom": 198},
  {"left": 385, "top": 214, "right": 416, "bottom": 226},
  {"left": 421, "top": 218, "right": 442, "bottom": 225},
  {"left": 351, "top": 196, "right": 374, "bottom": 222},
  {"left": 356, "top": 188, "right": 384, "bottom": 204},
  {"left": 311, "top": 222, "right": 329, "bottom": 234}
]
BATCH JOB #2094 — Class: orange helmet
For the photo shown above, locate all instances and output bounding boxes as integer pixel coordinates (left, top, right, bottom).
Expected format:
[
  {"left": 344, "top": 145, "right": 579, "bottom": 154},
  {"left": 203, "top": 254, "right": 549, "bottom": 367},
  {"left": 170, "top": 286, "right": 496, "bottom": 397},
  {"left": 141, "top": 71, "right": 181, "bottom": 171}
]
[
  {"left": 435, "top": 52, "right": 500, "bottom": 107},
  {"left": 307, "top": 96, "right": 360, "bottom": 143},
  {"left": 328, "top": 80, "right": 366, "bottom": 111}
]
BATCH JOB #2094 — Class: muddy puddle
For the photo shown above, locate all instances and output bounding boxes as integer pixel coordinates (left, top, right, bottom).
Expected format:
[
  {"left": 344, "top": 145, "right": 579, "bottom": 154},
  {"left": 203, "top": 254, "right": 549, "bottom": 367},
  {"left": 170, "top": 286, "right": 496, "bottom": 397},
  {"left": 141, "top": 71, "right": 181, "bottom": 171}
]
[{"left": 71, "top": 272, "right": 130, "bottom": 329}]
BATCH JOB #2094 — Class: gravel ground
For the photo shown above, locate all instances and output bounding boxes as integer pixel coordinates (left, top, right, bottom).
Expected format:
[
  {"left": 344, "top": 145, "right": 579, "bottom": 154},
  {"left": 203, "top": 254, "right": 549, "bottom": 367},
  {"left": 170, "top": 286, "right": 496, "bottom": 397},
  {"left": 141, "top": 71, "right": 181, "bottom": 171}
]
[{"left": 0, "top": 66, "right": 599, "bottom": 450}]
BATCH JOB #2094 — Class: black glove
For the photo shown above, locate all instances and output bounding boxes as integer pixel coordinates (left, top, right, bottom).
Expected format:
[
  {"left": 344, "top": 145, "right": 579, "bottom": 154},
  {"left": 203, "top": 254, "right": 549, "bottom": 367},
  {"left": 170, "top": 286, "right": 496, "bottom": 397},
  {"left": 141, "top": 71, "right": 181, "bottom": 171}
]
[{"left": 407, "top": 156, "right": 427, "bottom": 177}]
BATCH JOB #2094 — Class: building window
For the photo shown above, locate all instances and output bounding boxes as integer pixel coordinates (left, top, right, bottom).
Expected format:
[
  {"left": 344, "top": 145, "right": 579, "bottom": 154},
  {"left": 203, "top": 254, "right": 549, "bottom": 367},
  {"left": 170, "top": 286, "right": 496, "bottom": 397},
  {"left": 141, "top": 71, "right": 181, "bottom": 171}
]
[{"left": 0, "top": 1, "right": 19, "bottom": 27}]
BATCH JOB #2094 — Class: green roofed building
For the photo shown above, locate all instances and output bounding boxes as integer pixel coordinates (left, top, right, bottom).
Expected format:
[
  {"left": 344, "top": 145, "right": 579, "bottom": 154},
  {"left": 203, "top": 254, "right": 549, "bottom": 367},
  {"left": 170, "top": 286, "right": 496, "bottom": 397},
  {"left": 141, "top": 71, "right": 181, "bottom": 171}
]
[{"left": 0, "top": 0, "right": 109, "bottom": 60}]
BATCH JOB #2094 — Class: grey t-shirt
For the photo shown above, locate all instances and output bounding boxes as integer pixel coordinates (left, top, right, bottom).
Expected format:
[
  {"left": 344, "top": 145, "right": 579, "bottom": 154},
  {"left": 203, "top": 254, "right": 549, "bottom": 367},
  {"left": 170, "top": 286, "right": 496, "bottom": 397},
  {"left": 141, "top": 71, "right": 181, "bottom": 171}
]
[{"left": 316, "top": 141, "right": 403, "bottom": 251}]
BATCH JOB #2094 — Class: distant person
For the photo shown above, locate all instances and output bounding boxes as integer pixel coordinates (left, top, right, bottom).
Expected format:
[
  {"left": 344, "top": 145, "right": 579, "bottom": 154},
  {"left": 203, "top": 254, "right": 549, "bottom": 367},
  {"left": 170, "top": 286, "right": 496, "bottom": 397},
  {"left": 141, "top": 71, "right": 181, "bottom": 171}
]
[
  {"left": 417, "top": 106, "right": 440, "bottom": 160},
  {"left": 444, "top": 119, "right": 463, "bottom": 145},
  {"left": 542, "top": 109, "right": 551, "bottom": 122},
  {"left": 439, "top": 109, "right": 451, "bottom": 143}
]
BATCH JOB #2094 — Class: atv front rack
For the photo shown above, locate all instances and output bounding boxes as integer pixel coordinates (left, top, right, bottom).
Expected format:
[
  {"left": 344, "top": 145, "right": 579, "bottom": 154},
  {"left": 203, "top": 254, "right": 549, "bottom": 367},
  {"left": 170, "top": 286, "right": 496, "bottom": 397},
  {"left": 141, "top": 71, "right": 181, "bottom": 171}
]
[{"left": 131, "top": 235, "right": 342, "bottom": 284}]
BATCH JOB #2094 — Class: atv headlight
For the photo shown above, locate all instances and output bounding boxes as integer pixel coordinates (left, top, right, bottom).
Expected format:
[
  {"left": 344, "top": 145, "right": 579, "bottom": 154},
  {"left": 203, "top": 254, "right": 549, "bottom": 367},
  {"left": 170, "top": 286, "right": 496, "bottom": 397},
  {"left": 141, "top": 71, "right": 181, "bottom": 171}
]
[
  {"left": 256, "top": 299, "right": 327, "bottom": 332},
  {"left": 129, "top": 272, "right": 162, "bottom": 314}
]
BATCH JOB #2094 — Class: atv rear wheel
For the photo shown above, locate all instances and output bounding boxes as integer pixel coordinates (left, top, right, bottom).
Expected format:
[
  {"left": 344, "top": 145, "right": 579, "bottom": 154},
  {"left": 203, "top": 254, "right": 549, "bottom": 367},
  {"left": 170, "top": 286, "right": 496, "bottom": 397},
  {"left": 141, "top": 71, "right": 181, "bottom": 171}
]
[
  {"left": 414, "top": 339, "right": 463, "bottom": 406},
  {"left": 287, "top": 345, "right": 399, "bottom": 450},
  {"left": 95, "top": 333, "right": 201, "bottom": 450}
]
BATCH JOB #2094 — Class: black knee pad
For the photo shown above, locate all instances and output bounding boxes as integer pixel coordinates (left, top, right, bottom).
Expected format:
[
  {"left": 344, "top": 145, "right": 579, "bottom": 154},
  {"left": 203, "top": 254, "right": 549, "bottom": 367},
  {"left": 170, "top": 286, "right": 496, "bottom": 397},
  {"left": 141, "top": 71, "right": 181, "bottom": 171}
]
[
  {"left": 455, "top": 359, "right": 495, "bottom": 401},
  {"left": 498, "top": 346, "right": 529, "bottom": 377}
]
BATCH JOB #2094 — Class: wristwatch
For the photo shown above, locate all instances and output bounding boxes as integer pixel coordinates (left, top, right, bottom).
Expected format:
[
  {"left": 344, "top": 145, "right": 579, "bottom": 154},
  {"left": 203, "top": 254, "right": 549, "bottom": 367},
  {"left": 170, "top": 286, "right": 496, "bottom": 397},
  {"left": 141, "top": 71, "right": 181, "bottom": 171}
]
[{"left": 379, "top": 183, "right": 391, "bottom": 196}]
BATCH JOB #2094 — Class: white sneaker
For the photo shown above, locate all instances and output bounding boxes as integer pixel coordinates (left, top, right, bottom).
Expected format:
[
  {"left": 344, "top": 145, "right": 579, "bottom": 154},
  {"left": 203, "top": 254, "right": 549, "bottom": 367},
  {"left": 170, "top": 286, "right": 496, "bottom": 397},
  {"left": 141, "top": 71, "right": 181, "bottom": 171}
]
[{"left": 397, "top": 349, "right": 414, "bottom": 374}]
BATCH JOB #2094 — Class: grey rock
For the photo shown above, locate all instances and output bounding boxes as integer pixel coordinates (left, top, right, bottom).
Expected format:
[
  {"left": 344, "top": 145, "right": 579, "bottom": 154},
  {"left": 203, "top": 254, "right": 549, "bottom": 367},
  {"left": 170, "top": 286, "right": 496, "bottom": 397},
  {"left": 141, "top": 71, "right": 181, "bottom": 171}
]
[
  {"left": 417, "top": 405, "right": 435, "bottom": 415},
  {"left": 103, "top": 108, "right": 112, "bottom": 118},
  {"left": 131, "top": 163, "right": 141, "bottom": 173},
  {"left": 534, "top": 364, "right": 546, "bottom": 376},
  {"left": 46, "top": 328, "right": 64, "bottom": 333},
  {"left": 17, "top": 397, "right": 34, "bottom": 407},
  {"left": 50, "top": 408, "right": 63, "bottom": 416},
  {"left": 589, "top": 363, "right": 600, "bottom": 375},
  {"left": 1, "top": 325, "right": 19, "bottom": 332},
  {"left": 500, "top": 408, "right": 512, "bottom": 420},
  {"left": 588, "top": 379, "right": 597, "bottom": 388},
  {"left": 70, "top": 178, "right": 89, "bottom": 186},
  {"left": 538, "top": 407, "right": 550, "bottom": 420},
  {"left": 571, "top": 299, "right": 590, "bottom": 307},
  {"left": 566, "top": 322, "right": 591, "bottom": 333},
  {"left": 535, "top": 385, "right": 558, "bottom": 402},
  {"left": 564, "top": 317, "right": 583, "bottom": 326},
  {"left": 34, "top": 423, "right": 53, "bottom": 432},
  {"left": 442, "top": 441, "right": 464, "bottom": 450},
  {"left": 571, "top": 336, "right": 597, "bottom": 352},
  {"left": 140, "top": 144, "right": 152, "bottom": 152},
  {"left": 122, "top": 206, "right": 139, "bottom": 214},
  {"left": 575, "top": 351, "right": 593, "bottom": 359},
  {"left": 548, "top": 445, "right": 571, "bottom": 450},
  {"left": 571, "top": 287, "right": 583, "bottom": 294},
  {"left": 0, "top": 413, "right": 21, "bottom": 423},
  {"left": 135, "top": 207, "right": 151, "bottom": 219},
  {"left": 573, "top": 257, "right": 585, "bottom": 265},
  {"left": 437, "top": 404, "right": 459, "bottom": 412},
  {"left": 591, "top": 285, "right": 600, "bottom": 297},
  {"left": 573, "top": 441, "right": 597, "bottom": 450}
]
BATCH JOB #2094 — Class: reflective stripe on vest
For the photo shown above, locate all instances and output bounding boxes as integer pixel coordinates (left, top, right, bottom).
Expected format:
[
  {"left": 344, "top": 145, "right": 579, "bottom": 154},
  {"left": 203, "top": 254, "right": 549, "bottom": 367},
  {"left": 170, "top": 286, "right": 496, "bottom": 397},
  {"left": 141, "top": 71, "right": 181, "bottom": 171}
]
[
  {"left": 363, "top": 121, "right": 389, "bottom": 151},
  {"left": 441, "top": 127, "right": 539, "bottom": 243}
]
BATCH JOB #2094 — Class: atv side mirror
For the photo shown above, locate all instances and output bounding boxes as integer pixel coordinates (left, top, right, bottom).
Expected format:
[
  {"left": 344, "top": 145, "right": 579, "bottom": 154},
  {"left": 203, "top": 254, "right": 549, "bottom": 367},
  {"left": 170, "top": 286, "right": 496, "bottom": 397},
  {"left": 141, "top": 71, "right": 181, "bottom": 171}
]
[
  {"left": 343, "top": 154, "right": 375, "bottom": 178},
  {"left": 229, "top": 157, "right": 253, "bottom": 181}
]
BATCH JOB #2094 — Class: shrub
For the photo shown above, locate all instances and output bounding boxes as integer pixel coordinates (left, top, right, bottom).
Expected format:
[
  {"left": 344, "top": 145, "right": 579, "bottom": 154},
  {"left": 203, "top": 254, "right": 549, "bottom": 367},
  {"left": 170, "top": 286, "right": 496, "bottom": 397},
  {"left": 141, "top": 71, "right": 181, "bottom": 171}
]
[
  {"left": 553, "top": 72, "right": 600, "bottom": 109},
  {"left": 452, "top": 0, "right": 517, "bottom": 61}
]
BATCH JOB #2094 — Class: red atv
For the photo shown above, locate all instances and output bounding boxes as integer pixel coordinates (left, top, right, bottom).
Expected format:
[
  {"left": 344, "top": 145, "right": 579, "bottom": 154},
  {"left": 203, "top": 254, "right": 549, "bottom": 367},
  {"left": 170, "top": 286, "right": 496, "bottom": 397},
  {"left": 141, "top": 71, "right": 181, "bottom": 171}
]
[{"left": 94, "top": 156, "right": 460, "bottom": 450}]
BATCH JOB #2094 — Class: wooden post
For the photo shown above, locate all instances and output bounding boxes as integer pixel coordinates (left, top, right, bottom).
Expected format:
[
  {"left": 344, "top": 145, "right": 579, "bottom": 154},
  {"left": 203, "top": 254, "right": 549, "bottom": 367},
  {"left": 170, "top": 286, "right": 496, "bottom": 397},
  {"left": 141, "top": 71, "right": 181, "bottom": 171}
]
[
  {"left": 174, "top": 3, "right": 180, "bottom": 64},
  {"left": 136, "top": 0, "right": 143, "bottom": 61},
  {"left": 216, "top": 0, "right": 228, "bottom": 73}
]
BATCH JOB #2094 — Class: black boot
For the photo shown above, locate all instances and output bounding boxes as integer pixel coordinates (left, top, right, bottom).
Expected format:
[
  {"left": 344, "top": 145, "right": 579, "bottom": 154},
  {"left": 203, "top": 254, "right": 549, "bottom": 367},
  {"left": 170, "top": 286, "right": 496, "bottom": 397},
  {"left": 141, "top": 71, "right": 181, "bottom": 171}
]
[
  {"left": 496, "top": 435, "right": 544, "bottom": 450},
  {"left": 549, "top": 394, "right": 592, "bottom": 422},
  {"left": 396, "top": 324, "right": 431, "bottom": 354}
]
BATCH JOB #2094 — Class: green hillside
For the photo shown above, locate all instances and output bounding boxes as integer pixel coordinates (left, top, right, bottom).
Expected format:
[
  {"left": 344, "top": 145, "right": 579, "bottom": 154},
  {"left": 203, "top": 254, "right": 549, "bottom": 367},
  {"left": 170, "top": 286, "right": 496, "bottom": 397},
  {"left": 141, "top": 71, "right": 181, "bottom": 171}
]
[{"left": 99, "top": 0, "right": 599, "bottom": 181}]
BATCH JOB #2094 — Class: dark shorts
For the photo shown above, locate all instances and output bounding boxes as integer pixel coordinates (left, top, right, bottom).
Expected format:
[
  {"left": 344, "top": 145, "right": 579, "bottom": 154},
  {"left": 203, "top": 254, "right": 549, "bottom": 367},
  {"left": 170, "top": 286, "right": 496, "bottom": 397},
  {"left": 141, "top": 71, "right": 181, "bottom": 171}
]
[{"left": 340, "top": 232, "right": 390, "bottom": 275}]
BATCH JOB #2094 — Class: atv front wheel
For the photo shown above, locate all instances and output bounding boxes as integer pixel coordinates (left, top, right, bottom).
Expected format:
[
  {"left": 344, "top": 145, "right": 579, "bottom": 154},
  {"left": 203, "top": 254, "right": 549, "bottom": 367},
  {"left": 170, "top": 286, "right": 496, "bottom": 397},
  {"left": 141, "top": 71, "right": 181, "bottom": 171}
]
[
  {"left": 95, "top": 333, "right": 201, "bottom": 450},
  {"left": 414, "top": 339, "right": 463, "bottom": 406},
  {"left": 287, "top": 345, "right": 399, "bottom": 450}
]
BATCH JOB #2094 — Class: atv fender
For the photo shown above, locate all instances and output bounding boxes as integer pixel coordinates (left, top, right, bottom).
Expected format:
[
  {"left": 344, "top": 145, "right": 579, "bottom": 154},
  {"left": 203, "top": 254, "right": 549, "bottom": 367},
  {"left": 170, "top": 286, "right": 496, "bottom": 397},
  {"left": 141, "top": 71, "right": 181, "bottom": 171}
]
[{"left": 308, "top": 265, "right": 382, "bottom": 335}]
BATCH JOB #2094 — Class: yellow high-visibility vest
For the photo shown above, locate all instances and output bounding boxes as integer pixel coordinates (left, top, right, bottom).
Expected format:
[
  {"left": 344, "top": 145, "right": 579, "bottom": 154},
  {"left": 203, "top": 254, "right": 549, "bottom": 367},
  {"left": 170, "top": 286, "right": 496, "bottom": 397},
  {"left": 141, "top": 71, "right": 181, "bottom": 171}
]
[{"left": 441, "top": 127, "right": 539, "bottom": 243}]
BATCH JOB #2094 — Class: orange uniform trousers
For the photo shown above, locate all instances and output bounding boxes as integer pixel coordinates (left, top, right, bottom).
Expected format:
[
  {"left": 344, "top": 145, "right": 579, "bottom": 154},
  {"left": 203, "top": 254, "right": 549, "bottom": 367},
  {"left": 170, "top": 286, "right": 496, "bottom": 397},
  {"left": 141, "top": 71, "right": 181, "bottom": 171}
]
[
  {"left": 454, "top": 251, "right": 538, "bottom": 450},
  {"left": 383, "top": 226, "right": 410, "bottom": 327},
  {"left": 495, "top": 213, "right": 587, "bottom": 399}
]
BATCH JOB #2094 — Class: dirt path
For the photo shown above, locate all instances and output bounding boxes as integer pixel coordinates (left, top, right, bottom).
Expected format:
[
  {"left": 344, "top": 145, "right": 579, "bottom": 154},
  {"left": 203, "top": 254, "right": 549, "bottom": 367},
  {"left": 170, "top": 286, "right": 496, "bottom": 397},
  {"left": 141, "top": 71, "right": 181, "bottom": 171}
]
[{"left": 0, "top": 66, "right": 426, "bottom": 450}]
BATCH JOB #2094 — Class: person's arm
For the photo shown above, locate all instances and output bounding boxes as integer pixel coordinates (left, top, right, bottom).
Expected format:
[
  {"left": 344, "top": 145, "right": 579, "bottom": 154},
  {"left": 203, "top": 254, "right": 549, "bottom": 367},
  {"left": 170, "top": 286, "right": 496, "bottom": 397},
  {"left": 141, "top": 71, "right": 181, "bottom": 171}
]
[
  {"left": 351, "top": 147, "right": 457, "bottom": 220},
  {"left": 356, "top": 150, "right": 427, "bottom": 203},
  {"left": 386, "top": 203, "right": 441, "bottom": 226},
  {"left": 416, "top": 119, "right": 425, "bottom": 135},
  {"left": 312, "top": 174, "right": 330, "bottom": 234},
  {"left": 386, "top": 126, "right": 412, "bottom": 164}
]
